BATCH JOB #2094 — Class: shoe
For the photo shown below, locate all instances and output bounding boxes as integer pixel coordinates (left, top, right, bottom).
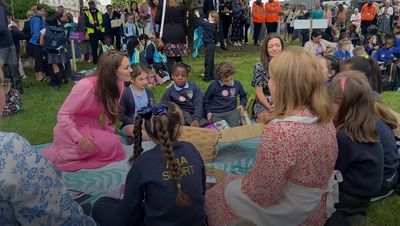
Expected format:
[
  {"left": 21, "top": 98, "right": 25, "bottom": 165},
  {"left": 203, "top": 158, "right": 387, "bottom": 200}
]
[
  {"left": 233, "top": 42, "right": 239, "bottom": 46},
  {"left": 21, "top": 75, "right": 27, "bottom": 79},
  {"left": 237, "top": 42, "right": 242, "bottom": 46},
  {"left": 202, "top": 78, "right": 211, "bottom": 82},
  {"left": 199, "top": 73, "right": 205, "bottom": 77},
  {"left": 216, "top": 42, "right": 221, "bottom": 47},
  {"left": 221, "top": 46, "right": 228, "bottom": 50}
]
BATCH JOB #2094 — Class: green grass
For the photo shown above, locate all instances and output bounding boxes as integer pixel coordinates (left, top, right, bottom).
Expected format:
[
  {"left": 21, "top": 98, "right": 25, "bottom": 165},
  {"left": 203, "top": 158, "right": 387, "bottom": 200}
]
[{"left": 1, "top": 50, "right": 400, "bottom": 225}]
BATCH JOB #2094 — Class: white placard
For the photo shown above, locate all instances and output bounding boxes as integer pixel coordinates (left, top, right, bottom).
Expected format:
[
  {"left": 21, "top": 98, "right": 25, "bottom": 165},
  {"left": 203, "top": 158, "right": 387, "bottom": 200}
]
[{"left": 294, "top": 19, "right": 328, "bottom": 30}]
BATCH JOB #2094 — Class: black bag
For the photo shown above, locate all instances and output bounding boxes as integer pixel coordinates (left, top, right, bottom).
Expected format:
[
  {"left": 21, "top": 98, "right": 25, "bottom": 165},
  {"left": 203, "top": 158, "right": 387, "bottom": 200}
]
[
  {"left": 22, "top": 19, "right": 32, "bottom": 41},
  {"left": 44, "top": 26, "right": 67, "bottom": 53}
]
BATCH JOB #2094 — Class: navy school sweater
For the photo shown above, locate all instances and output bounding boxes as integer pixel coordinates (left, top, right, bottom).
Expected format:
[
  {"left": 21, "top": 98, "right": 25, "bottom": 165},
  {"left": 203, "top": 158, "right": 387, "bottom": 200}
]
[
  {"left": 197, "top": 17, "right": 217, "bottom": 45},
  {"left": 161, "top": 81, "right": 203, "bottom": 121},
  {"left": 119, "top": 86, "right": 155, "bottom": 129},
  {"left": 117, "top": 141, "right": 206, "bottom": 226},
  {"left": 203, "top": 80, "right": 247, "bottom": 114},
  {"left": 335, "top": 121, "right": 385, "bottom": 198}
]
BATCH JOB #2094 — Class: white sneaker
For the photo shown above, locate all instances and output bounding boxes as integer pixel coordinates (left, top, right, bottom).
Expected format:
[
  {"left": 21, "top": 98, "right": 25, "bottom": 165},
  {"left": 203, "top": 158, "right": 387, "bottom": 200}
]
[
  {"left": 234, "top": 42, "right": 239, "bottom": 46},
  {"left": 216, "top": 42, "right": 221, "bottom": 47},
  {"left": 199, "top": 73, "right": 205, "bottom": 77}
]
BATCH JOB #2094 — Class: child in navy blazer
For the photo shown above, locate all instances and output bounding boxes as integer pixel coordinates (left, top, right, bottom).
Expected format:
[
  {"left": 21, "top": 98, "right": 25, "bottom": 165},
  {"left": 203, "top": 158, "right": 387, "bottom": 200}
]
[{"left": 203, "top": 62, "right": 247, "bottom": 127}]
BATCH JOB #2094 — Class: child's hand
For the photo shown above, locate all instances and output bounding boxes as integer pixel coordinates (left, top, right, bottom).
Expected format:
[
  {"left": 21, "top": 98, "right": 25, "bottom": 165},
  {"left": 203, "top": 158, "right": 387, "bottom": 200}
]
[
  {"left": 195, "top": 10, "right": 200, "bottom": 17},
  {"left": 207, "top": 113, "right": 213, "bottom": 123},
  {"left": 237, "top": 105, "right": 244, "bottom": 113},
  {"left": 191, "top": 120, "right": 200, "bottom": 127}
]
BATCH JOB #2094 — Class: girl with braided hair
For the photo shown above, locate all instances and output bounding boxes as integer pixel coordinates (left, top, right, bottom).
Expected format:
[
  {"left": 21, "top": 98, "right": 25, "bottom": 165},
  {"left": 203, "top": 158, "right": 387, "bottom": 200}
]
[{"left": 92, "top": 102, "right": 206, "bottom": 226}]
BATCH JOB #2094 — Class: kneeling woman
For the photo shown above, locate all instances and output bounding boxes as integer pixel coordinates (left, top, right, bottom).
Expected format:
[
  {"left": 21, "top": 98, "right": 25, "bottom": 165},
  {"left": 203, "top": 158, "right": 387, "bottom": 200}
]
[
  {"left": 40, "top": 52, "right": 133, "bottom": 171},
  {"left": 205, "top": 48, "right": 339, "bottom": 226}
]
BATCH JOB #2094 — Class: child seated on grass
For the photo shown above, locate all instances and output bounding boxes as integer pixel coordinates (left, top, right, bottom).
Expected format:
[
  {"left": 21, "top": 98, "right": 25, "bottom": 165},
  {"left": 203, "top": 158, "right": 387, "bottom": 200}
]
[
  {"left": 119, "top": 64, "right": 154, "bottom": 144},
  {"left": 161, "top": 62, "right": 207, "bottom": 126},
  {"left": 334, "top": 38, "right": 352, "bottom": 61},
  {"left": 122, "top": 13, "right": 140, "bottom": 51},
  {"left": 98, "top": 34, "right": 115, "bottom": 55},
  {"left": 203, "top": 62, "right": 247, "bottom": 127},
  {"left": 326, "top": 71, "right": 397, "bottom": 225},
  {"left": 353, "top": 46, "right": 369, "bottom": 58},
  {"left": 374, "top": 33, "right": 400, "bottom": 64},
  {"left": 92, "top": 103, "right": 206, "bottom": 226},
  {"left": 139, "top": 34, "right": 169, "bottom": 79},
  {"left": 127, "top": 38, "right": 147, "bottom": 66}
]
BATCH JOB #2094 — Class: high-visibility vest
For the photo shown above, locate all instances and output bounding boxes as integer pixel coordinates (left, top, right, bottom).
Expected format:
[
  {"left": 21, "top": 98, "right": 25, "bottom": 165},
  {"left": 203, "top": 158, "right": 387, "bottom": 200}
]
[
  {"left": 265, "top": 2, "right": 281, "bottom": 23},
  {"left": 252, "top": 2, "right": 265, "bottom": 23},
  {"left": 361, "top": 4, "right": 377, "bottom": 21},
  {"left": 85, "top": 11, "right": 105, "bottom": 34}
]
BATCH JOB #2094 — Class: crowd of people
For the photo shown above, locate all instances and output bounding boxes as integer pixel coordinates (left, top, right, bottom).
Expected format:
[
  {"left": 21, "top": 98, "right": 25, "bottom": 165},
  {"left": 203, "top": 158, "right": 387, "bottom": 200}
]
[{"left": 1, "top": 0, "right": 400, "bottom": 225}]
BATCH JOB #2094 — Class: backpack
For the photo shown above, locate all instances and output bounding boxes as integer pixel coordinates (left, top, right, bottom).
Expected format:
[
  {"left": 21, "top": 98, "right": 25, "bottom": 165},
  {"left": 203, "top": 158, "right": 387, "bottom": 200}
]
[
  {"left": 2, "top": 89, "right": 22, "bottom": 118},
  {"left": 44, "top": 25, "right": 67, "bottom": 53},
  {"left": 22, "top": 19, "right": 32, "bottom": 41}
]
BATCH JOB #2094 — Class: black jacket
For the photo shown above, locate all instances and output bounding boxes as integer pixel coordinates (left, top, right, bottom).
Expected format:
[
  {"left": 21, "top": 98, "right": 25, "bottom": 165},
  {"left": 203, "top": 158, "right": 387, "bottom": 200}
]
[{"left": 156, "top": 1, "right": 187, "bottom": 44}]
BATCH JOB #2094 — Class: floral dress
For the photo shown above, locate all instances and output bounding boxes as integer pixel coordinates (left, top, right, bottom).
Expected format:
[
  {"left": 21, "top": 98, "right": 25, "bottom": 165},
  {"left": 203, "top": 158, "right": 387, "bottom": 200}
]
[
  {"left": 251, "top": 62, "right": 271, "bottom": 118},
  {"left": 205, "top": 108, "right": 338, "bottom": 226}
]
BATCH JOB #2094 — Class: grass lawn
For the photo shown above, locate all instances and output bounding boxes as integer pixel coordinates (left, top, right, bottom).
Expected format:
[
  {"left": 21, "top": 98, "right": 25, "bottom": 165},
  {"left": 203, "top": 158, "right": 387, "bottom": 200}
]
[{"left": 1, "top": 49, "right": 400, "bottom": 225}]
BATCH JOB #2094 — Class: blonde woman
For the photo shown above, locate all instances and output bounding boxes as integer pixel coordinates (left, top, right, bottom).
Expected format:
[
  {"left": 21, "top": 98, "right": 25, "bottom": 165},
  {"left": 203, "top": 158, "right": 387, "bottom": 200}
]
[{"left": 205, "top": 48, "right": 339, "bottom": 226}]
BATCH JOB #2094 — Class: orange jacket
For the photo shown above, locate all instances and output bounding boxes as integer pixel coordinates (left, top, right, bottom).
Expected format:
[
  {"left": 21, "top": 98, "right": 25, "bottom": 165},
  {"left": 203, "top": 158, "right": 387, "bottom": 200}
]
[
  {"left": 361, "top": 3, "right": 377, "bottom": 21},
  {"left": 252, "top": 2, "right": 265, "bottom": 23},
  {"left": 265, "top": 2, "right": 282, "bottom": 23}
]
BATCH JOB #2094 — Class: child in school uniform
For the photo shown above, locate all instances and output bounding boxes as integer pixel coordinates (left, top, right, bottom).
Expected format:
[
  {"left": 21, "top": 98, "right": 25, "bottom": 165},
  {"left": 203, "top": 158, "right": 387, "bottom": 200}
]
[
  {"left": 326, "top": 71, "right": 395, "bottom": 225},
  {"left": 98, "top": 34, "right": 115, "bottom": 55},
  {"left": 374, "top": 33, "right": 400, "bottom": 64},
  {"left": 122, "top": 13, "right": 140, "bottom": 51},
  {"left": 126, "top": 38, "right": 147, "bottom": 66},
  {"left": 119, "top": 64, "right": 154, "bottom": 144},
  {"left": 334, "top": 38, "right": 352, "bottom": 61},
  {"left": 318, "top": 55, "right": 340, "bottom": 86},
  {"left": 203, "top": 62, "right": 247, "bottom": 127},
  {"left": 92, "top": 103, "right": 206, "bottom": 226},
  {"left": 139, "top": 34, "right": 169, "bottom": 78},
  {"left": 194, "top": 10, "right": 219, "bottom": 82},
  {"left": 161, "top": 63, "right": 206, "bottom": 127}
]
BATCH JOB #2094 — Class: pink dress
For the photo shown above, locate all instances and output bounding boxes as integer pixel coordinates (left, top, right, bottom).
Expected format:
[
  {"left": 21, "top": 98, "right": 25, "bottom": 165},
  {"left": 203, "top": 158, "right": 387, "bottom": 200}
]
[
  {"left": 205, "top": 109, "right": 338, "bottom": 226},
  {"left": 40, "top": 76, "right": 125, "bottom": 172}
]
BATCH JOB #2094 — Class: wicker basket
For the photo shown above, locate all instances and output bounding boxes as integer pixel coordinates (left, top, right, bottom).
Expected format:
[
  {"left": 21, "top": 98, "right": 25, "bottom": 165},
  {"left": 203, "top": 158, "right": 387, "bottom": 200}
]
[{"left": 179, "top": 126, "right": 219, "bottom": 163}]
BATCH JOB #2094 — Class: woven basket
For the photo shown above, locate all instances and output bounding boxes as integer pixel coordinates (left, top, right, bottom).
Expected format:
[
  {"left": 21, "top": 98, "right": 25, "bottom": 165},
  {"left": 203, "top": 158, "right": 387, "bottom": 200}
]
[{"left": 179, "top": 126, "right": 219, "bottom": 163}]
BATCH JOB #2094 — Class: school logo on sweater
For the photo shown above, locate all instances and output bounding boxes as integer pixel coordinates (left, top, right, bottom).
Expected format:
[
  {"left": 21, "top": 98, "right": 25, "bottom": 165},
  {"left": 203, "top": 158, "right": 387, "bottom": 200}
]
[
  {"left": 229, "top": 88, "right": 236, "bottom": 97},
  {"left": 186, "top": 90, "right": 193, "bottom": 99},
  {"left": 162, "top": 156, "right": 195, "bottom": 181}
]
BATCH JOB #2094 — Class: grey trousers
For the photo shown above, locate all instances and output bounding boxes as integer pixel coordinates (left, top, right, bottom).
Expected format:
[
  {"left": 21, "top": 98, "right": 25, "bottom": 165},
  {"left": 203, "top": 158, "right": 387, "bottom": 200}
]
[
  {"left": 212, "top": 109, "right": 241, "bottom": 127},
  {"left": 182, "top": 110, "right": 208, "bottom": 126}
]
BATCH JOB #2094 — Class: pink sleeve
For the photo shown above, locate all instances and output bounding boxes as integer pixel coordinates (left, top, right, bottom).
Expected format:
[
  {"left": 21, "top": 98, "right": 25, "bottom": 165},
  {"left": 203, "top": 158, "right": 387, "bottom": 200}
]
[
  {"left": 57, "top": 79, "right": 95, "bottom": 143},
  {"left": 241, "top": 122, "right": 296, "bottom": 207}
]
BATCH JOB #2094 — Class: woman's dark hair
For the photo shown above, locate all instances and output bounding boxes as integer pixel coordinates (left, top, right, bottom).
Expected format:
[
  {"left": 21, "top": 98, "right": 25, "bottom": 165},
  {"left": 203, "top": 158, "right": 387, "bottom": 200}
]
[
  {"left": 323, "top": 55, "right": 340, "bottom": 76},
  {"left": 130, "top": 1, "right": 139, "bottom": 13},
  {"left": 45, "top": 13, "right": 59, "bottom": 26},
  {"left": 338, "top": 4, "right": 344, "bottom": 12},
  {"left": 139, "top": 34, "right": 149, "bottom": 41},
  {"left": 260, "top": 33, "right": 284, "bottom": 71},
  {"left": 95, "top": 51, "right": 128, "bottom": 124},
  {"left": 126, "top": 38, "right": 140, "bottom": 60},
  {"left": 131, "top": 103, "right": 191, "bottom": 207},
  {"left": 329, "top": 71, "right": 378, "bottom": 143},
  {"left": 311, "top": 30, "right": 322, "bottom": 38},
  {"left": 171, "top": 62, "right": 191, "bottom": 75},
  {"left": 342, "top": 56, "right": 382, "bottom": 93},
  {"left": 36, "top": 4, "right": 45, "bottom": 11}
]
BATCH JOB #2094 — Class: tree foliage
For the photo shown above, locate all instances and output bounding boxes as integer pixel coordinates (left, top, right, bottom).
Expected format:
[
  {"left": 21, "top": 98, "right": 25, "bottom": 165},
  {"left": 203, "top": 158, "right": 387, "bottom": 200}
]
[{"left": 5, "top": 0, "right": 55, "bottom": 19}]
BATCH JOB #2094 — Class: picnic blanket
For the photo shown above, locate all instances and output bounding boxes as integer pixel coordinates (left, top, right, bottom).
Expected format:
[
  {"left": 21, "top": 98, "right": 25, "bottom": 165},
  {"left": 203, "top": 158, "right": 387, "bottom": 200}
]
[{"left": 33, "top": 139, "right": 259, "bottom": 204}]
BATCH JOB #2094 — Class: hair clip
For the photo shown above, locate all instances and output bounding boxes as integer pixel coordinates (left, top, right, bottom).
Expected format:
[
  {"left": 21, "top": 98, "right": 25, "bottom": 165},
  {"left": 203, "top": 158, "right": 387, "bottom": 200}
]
[{"left": 340, "top": 76, "right": 348, "bottom": 92}]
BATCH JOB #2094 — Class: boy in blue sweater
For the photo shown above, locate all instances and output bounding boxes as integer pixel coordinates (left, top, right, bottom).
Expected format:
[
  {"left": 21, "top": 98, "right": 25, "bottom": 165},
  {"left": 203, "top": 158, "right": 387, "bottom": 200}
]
[
  {"left": 334, "top": 38, "right": 352, "bottom": 61},
  {"left": 374, "top": 33, "right": 400, "bottom": 64},
  {"left": 203, "top": 62, "right": 247, "bottom": 127},
  {"left": 194, "top": 10, "right": 219, "bottom": 82},
  {"left": 162, "top": 63, "right": 206, "bottom": 126}
]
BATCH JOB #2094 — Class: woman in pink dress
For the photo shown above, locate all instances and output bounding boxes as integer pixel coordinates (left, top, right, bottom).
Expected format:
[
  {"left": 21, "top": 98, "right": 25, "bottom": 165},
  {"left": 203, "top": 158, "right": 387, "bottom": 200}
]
[
  {"left": 40, "top": 52, "right": 133, "bottom": 172},
  {"left": 205, "top": 48, "right": 340, "bottom": 226}
]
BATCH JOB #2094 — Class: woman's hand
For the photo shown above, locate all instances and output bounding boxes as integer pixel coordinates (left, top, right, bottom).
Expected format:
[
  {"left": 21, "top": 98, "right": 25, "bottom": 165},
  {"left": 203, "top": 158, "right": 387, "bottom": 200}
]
[
  {"left": 194, "top": 10, "right": 200, "bottom": 18},
  {"left": 78, "top": 137, "right": 95, "bottom": 153}
]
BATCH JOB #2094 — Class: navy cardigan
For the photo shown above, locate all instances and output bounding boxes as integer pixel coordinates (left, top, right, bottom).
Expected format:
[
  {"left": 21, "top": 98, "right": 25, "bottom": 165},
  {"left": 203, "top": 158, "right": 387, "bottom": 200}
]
[{"left": 119, "top": 86, "right": 155, "bottom": 129}]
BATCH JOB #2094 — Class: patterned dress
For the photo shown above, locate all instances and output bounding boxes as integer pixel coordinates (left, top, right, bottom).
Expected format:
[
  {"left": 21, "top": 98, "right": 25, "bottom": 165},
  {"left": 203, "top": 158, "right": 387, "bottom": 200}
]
[
  {"left": 205, "top": 108, "right": 338, "bottom": 226},
  {"left": 251, "top": 62, "right": 270, "bottom": 118},
  {"left": 0, "top": 132, "right": 96, "bottom": 226}
]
